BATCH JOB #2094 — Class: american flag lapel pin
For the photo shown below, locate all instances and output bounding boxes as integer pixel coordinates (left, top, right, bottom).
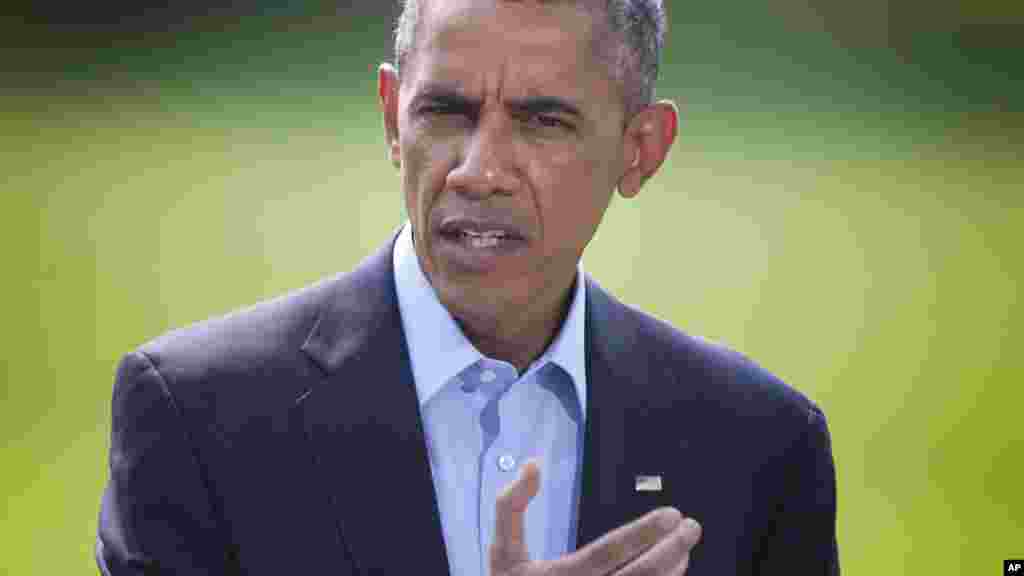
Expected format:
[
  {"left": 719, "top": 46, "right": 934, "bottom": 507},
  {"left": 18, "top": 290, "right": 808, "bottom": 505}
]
[{"left": 635, "top": 475, "right": 663, "bottom": 492}]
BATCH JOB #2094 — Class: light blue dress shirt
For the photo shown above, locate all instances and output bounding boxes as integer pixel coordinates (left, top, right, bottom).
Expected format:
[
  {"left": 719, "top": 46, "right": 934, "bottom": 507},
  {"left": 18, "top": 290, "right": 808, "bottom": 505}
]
[{"left": 392, "top": 222, "right": 587, "bottom": 576}]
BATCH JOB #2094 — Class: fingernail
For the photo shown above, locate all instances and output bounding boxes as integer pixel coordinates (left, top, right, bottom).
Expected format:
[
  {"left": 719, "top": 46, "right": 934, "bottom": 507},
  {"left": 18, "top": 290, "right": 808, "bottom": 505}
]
[{"left": 684, "top": 517, "right": 701, "bottom": 531}]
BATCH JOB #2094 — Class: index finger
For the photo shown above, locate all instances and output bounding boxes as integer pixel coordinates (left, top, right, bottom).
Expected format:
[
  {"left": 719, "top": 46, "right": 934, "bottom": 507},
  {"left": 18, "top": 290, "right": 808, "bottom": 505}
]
[{"left": 556, "top": 507, "right": 682, "bottom": 575}]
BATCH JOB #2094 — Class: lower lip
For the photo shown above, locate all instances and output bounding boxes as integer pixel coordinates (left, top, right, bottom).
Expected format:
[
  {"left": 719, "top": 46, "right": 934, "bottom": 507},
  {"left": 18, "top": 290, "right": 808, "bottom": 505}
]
[{"left": 436, "top": 232, "right": 527, "bottom": 273}]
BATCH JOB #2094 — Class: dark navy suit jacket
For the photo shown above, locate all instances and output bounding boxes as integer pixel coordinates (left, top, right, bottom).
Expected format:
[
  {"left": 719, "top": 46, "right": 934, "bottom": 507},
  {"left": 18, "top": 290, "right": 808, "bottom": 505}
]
[{"left": 97, "top": 234, "right": 839, "bottom": 575}]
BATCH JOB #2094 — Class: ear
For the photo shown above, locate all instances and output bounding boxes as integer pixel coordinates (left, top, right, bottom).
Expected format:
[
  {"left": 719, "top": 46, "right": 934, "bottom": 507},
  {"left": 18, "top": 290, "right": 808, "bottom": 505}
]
[
  {"left": 378, "top": 63, "right": 401, "bottom": 169},
  {"left": 617, "top": 100, "right": 678, "bottom": 199}
]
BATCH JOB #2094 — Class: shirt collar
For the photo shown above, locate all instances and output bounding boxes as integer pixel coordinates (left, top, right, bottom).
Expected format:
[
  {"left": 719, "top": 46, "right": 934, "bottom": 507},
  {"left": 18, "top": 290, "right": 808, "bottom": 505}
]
[{"left": 393, "top": 221, "right": 587, "bottom": 416}]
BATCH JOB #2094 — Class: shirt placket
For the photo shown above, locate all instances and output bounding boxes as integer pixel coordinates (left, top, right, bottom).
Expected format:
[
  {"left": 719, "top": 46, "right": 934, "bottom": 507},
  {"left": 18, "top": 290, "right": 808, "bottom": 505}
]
[{"left": 465, "top": 360, "right": 519, "bottom": 576}]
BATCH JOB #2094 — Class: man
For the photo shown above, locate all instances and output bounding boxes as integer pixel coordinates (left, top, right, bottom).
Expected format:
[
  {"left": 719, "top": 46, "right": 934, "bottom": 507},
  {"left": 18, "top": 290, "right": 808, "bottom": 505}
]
[{"left": 96, "top": 0, "right": 839, "bottom": 574}]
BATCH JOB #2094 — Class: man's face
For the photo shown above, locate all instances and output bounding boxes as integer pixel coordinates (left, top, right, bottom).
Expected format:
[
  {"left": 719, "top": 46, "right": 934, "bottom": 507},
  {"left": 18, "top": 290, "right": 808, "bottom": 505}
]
[{"left": 395, "top": 0, "right": 629, "bottom": 331}]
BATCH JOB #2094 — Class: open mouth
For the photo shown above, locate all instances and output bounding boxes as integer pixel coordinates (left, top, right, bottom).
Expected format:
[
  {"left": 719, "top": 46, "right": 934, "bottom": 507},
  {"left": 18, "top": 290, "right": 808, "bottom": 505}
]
[
  {"left": 441, "top": 229, "right": 516, "bottom": 248},
  {"left": 435, "top": 218, "right": 528, "bottom": 271},
  {"left": 438, "top": 218, "right": 526, "bottom": 248}
]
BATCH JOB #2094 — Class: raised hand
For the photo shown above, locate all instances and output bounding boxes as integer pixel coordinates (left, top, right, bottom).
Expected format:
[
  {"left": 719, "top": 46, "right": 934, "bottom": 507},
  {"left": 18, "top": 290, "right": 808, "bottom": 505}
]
[{"left": 490, "top": 459, "right": 702, "bottom": 576}]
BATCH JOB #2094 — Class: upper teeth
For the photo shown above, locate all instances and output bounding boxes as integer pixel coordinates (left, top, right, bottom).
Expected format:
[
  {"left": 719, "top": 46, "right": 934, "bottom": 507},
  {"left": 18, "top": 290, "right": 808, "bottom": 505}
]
[{"left": 463, "top": 230, "right": 506, "bottom": 238}]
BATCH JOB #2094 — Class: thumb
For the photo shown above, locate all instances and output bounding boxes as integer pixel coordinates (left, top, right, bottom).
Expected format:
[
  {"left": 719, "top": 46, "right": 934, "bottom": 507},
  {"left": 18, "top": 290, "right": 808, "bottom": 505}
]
[{"left": 490, "top": 458, "right": 541, "bottom": 573}]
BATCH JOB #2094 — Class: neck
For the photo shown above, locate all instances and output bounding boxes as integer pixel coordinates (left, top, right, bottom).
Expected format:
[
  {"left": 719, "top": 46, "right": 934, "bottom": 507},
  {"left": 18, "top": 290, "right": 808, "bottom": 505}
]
[{"left": 456, "top": 277, "right": 575, "bottom": 373}]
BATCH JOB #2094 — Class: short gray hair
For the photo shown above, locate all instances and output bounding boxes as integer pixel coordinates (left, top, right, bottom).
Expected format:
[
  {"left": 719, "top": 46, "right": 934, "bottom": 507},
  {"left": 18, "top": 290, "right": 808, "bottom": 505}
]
[{"left": 393, "top": 0, "right": 667, "bottom": 118}]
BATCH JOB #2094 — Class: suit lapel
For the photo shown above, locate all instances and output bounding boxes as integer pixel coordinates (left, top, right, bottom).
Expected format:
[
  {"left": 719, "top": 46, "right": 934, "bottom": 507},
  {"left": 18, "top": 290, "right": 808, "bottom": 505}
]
[
  {"left": 576, "top": 276, "right": 648, "bottom": 549},
  {"left": 297, "top": 235, "right": 451, "bottom": 575}
]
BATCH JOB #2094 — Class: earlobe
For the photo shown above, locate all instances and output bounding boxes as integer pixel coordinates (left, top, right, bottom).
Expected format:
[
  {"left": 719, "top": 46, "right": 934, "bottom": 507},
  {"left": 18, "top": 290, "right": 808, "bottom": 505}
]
[
  {"left": 617, "top": 150, "right": 644, "bottom": 198},
  {"left": 617, "top": 119, "right": 652, "bottom": 199}
]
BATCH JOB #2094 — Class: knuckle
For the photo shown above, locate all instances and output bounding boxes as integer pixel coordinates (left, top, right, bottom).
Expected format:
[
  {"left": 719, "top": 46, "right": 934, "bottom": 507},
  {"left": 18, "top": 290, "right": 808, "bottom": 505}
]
[
  {"left": 532, "top": 560, "right": 558, "bottom": 576},
  {"left": 586, "top": 541, "right": 622, "bottom": 573},
  {"left": 684, "top": 521, "right": 702, "bottom": 548},
  {"left": 490, "top": 546, "right": 513, "bottom": 568},
  {"left": 547, "top": 555, "right": 581, "bottom": 576},
  {"left": 674, "top": 523, "right": 699, "bottom": 553},
  {"left": 590, "top": 547, "right": 617, "bottom": 572}
]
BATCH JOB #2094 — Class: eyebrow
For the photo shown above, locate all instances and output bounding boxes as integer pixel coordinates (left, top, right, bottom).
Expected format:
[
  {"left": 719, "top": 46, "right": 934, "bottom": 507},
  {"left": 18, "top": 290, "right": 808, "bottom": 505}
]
[
  {"left": 412, "top": 85, "right": 480, "bottom": 112},
  {"left": 507, "top": 96, "right": 583, "bottom": 120},
  {"left": 412, "top": 84, "right": 584, "bottom": 120}
]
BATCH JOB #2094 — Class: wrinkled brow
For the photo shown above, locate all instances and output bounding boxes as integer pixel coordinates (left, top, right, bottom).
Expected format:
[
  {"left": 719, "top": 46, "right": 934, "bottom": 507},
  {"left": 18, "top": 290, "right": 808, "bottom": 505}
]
[{"left": 411, "top": 82, "right": 584, "bottom": 119}]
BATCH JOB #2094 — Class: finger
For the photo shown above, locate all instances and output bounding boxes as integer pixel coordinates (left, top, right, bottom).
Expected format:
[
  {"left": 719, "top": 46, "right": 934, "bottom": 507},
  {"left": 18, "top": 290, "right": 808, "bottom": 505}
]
[
  {"left": 556, "top": 507, "right": 682, "bottom": 576},
  {"left": 490, "top": 458, "right": 541, "bottom": 573},
  {"left": 613, "top": 517, "right": 701, "bottom": 576}
]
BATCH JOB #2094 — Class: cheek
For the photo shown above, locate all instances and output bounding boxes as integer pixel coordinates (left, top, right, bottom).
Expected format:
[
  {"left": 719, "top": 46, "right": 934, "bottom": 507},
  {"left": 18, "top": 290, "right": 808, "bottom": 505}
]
[
  {"left": 401, "top": 129, "right": 457, "bottom": 219},
  {"left": 531, "top": 144, "right": 611, "bottom": 252}
]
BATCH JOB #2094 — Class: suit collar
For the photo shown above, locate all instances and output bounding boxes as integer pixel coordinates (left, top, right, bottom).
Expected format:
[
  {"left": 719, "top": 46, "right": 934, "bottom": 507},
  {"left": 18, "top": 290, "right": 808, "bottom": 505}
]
[
  {"left": 299, "top": 228, "right": 404, "bottom": 376},
  {"left": 296, "top": 232, "right": 637, "bottom": 573}
]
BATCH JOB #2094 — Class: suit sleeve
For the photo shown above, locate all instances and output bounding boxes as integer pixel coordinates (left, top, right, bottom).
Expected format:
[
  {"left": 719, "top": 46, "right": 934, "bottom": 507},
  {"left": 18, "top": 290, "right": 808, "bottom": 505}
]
[
  {"left": 96, "top": 351, "right": 234, "bottom": 575},
  {"left": 753, "top": 405, "right": 840, "bottom": 575}
]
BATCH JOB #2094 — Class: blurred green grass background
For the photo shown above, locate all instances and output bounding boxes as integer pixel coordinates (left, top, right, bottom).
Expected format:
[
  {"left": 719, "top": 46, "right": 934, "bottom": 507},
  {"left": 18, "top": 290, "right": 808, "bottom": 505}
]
[{"left": 2, "top": 1, "right": 1022, "bottom": 573}]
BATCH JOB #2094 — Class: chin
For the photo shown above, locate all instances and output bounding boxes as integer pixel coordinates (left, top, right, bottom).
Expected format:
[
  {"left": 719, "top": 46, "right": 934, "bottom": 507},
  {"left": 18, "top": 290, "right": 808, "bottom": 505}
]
[{"left": 435, "top": 275, "right": 522, "bottom": 323}]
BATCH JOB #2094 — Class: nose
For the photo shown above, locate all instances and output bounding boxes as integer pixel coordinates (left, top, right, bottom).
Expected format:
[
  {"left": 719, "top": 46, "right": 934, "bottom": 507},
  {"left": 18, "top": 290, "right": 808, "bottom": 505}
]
[{"left": 445, "top": 118, "right": 522, "bottom": 199}]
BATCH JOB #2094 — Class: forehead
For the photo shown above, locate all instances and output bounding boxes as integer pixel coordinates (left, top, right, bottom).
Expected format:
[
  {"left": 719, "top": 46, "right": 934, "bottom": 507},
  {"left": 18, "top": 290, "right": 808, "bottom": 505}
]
[{"left": 407, "top": 0, "right": 612, "bottom": 98}]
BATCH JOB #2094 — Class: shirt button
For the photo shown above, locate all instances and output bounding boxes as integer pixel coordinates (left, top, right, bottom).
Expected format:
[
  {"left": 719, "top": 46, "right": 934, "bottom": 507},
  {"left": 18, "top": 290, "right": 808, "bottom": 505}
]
[
  {"left": 480, "top": 369, "right": 497, "bottom": 383},
  {"left": 498, "top": 454, "right": 516, "bottom": 472}
]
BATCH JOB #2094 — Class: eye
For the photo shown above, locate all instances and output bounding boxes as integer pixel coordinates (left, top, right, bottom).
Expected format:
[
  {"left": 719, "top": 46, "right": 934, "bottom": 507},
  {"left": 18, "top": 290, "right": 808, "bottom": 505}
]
[
  {"left": 537, "top": 115, "right": 563, "bottom": 128},
  {"left": 530, "top": 114, "right": 573, "bottom": 131},
  {"left": 420, "top": 103, "right": 453, "bottom": 115},
  {"left": 417, "top": 102, "right": 477, "bottom": 126}
]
